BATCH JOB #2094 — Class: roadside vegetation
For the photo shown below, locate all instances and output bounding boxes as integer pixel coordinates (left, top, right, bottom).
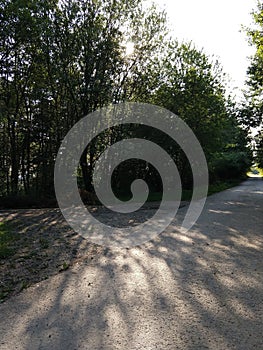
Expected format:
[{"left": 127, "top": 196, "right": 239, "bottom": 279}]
[{"left": 0, "top": 0, "right": 254, "bottom": 208}]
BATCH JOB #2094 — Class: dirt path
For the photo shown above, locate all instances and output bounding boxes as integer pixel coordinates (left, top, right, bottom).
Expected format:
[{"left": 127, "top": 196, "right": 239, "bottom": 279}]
[{"left": 0, "top": 178, "right": 262, "bottom": 349}]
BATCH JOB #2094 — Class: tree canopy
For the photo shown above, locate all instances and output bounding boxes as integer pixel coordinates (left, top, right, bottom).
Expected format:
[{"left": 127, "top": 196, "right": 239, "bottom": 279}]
[
  {"left": 243, "top": 1, "right": 263, "bottom": 166},
  {"left": 0, "top": 0, "right": 252, "bottom": 206}
]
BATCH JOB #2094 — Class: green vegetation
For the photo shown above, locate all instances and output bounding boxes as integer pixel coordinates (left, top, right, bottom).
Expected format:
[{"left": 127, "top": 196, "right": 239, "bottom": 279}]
[
  {"left": 20, "top": 280, "right": 30, "bottom": 292},
  {"left": 116, "top": 179, "right": 245, "bottom": 203},
  {"left": 0, "top": 0, "right": 254, "bottom": 207},
  {"left": 207, "top": 180, "right": 245, "bottom": 196},
  {"left": 241, "top": 1, "right": 263, "bottom": 167},
  {"left": 0, "top": 221, "right": 16, "bottom": 259},
  {"left": 0, "top": 286, "right": 13, "bottom": 303},
  {"left": 39, "top": 238, "right": 49, "bottom": 249},
  {"left": 59, "top": 262, "right": 70, "bottom": 272}
]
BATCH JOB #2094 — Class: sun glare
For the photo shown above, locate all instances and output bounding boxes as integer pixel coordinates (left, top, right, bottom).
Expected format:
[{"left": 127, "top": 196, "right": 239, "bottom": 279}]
[{"left": 125, "top": 41, "right": 135, "bottom": 56}]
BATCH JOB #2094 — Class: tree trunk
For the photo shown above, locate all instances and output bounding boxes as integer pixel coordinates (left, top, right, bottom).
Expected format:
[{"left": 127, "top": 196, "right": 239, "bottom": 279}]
[{"left": 80, "top": 147, "right": 93, "bottom": 192}]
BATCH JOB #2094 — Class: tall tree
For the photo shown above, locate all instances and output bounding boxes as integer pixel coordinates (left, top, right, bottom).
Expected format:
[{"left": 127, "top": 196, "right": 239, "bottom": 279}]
[
  {"left": 148, "top": 42, "right": 250, "bottom": 185},
  {"left": 244, "top": 1, "right": 263, "bottom": 166},
  {"left": 0, "top": 0, "right": 168, "bottom": 200}
]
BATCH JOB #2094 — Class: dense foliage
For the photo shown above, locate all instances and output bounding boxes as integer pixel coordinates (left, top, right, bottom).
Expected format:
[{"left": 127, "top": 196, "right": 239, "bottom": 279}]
[
  {"left": 0, "top": 0, "right": 252, "bottom": 207},
  {"left": 243, "top": 1, "right": 263, "bottom": 167}
]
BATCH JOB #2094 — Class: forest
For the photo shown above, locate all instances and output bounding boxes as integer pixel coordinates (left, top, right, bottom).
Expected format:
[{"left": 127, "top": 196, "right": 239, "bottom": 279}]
[{"left": 0, "top": 0, "right": 262, "bottom": 208}]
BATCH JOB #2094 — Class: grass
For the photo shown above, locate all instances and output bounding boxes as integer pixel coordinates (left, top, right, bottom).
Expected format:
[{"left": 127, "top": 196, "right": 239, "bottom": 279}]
[
  {"left": 207, "top": 179, "right": 243, "bottom": 196},
  {"left": 0, "top": 287, "right": 13, "bottom": 303},
  {"left": 20, "top": 280, "right": 30, "bottom": 292},
  {"left": 59, "top": 261, "right": 70, "bottom": 272},
  {"left": 39, "top": 237, "right": 49, "bottom": 249},
  {"left": 0, "top": 221, "right": 16, "bottom": 259},
  {"left": 115, "top": 179, "right": 243, "bottom": 204}
]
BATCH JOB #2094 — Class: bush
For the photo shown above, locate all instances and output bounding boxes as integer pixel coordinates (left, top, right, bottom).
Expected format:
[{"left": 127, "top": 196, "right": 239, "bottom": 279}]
[
  {"left": 0, "top": 194, "right": 57, "bottom": 209},
  {"left": 209, "top": 151, "right": 251, "bottom": 182}
]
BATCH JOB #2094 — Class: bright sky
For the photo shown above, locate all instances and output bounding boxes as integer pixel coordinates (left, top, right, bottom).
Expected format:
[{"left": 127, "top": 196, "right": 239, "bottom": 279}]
[{"left": 154, "top": 0, "right": 257, "bottom": 100}]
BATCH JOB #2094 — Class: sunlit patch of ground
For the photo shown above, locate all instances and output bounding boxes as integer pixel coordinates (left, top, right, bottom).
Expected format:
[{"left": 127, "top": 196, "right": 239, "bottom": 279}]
[{"left": 247, "top": 167, "right": 263, "bottom": 178}]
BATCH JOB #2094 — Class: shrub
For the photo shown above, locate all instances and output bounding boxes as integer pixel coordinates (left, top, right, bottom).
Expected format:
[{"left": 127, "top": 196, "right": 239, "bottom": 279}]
[{"left": 209, "top": 151, "right": 251, "bottom": 182}]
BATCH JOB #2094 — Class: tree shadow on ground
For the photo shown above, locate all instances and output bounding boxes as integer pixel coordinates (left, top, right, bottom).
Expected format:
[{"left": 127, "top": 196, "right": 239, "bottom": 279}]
[{"left": 0, "top": 179, "right": 262, "bottom": 349}]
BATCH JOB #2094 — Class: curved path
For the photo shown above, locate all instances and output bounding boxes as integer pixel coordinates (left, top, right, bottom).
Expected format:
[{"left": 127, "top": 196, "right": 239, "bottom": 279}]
[{"left": 0, "top": 178, "right": 262, "bottom": 349}]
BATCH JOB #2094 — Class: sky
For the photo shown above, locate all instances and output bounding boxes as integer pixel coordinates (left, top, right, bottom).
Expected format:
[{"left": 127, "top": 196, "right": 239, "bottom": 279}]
[{"left": 154, "top": 0, "right": 257, "bottom": 100}]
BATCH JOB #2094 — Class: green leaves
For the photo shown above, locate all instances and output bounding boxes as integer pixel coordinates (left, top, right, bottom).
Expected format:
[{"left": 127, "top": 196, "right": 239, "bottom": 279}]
[
  {"left": 146, "top": 41, "right": 252, "bottom": 184},
  {"left": 243, "top": 1, "right": 263, "bottom": 167},
  {"left": 0, "top": 0, "right": 251, "bottom": 200}
]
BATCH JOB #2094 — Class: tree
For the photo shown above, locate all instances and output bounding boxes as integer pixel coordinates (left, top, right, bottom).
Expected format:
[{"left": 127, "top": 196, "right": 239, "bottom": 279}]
[
  {"left": 0, "top": 0, "right": 168, "bottom": 202},
  {"left": 146, "top": 42, "right": 250, "bottom": 185},
  {"left": 0, "top": 0, "right": 252, "bottom": 207},
  {"left": 243, "top": 1, "right": 263, "bottom": 166}
]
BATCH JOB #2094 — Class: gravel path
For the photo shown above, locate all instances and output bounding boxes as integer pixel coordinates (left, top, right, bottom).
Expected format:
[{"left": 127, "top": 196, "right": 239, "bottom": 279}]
[{"left": 0, "top": 178, "right": 262, "bottom": 350}]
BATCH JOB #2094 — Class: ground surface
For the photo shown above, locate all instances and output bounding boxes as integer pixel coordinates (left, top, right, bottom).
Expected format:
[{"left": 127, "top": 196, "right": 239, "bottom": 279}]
[{"left": 0, "top": 178, "right": 262, "bottom": 349}]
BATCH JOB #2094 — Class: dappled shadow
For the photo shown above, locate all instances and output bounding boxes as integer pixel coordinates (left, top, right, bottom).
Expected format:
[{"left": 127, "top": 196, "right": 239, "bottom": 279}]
[
  {"left": 0, "top": 178, "right": 262, "bottom": 349},
  {"left": 0, "top": 208, "right": 105, "bottom": 299}
]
